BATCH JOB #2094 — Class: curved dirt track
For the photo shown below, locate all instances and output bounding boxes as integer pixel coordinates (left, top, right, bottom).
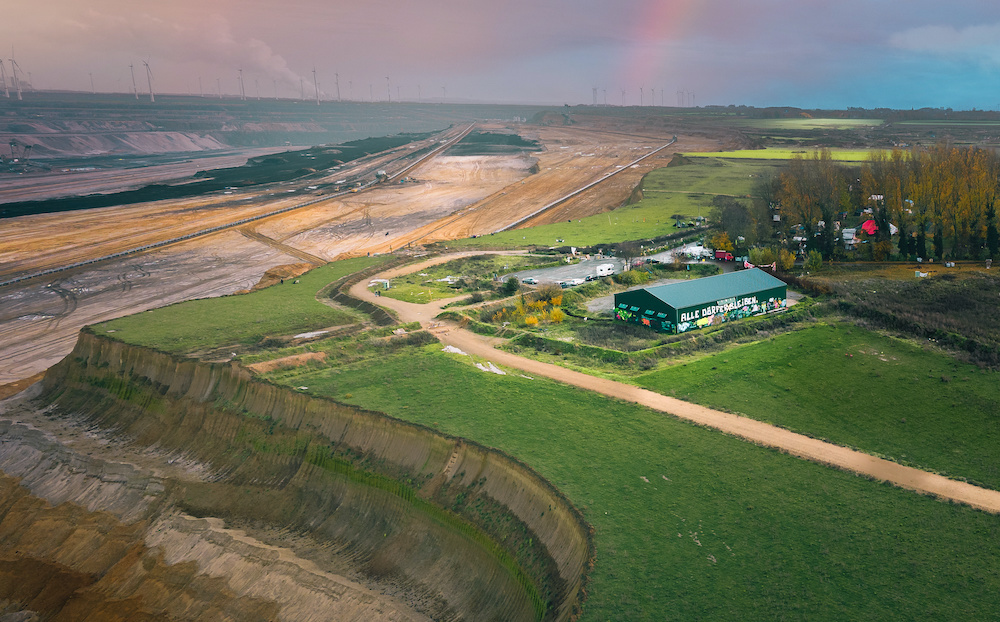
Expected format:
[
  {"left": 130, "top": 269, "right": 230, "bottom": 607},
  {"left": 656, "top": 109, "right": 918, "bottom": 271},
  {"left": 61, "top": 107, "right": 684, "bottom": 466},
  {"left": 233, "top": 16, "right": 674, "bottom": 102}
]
[{"left": 350, "top": 258, "right": 1000, "bottom": 514}]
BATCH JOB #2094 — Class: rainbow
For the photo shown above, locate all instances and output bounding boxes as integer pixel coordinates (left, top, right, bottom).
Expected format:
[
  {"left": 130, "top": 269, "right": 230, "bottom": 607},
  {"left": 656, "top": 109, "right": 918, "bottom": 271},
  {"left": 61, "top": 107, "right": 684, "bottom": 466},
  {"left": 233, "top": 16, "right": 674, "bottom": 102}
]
[{"left": 617, "top": 0, "right": 697, "bottom": 103}]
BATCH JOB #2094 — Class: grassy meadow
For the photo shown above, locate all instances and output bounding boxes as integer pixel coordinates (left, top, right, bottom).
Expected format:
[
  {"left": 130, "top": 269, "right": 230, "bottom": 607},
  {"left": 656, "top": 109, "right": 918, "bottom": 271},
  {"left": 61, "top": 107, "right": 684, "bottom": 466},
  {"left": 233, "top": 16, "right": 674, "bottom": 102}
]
[
  {"left": 260, "top": 340, "right": 1000, "bottom": 621},
  {"left": 726, "top": 118, "right": 884, "bottom": 130},
  {"left": 682, "top": 148, "right": 873, "bottom": 162},
  {"left": 637, "top": 322, "right": 1000, "bottom": 490},
  {"left": 446, "top": 158, "right": 781, "bottom": 250},
  {"left": 93, "top": 256, "right": 386, "bottom": 353},
  {"left": 376, "top": 254, "right": 555, "bottom": 302}
]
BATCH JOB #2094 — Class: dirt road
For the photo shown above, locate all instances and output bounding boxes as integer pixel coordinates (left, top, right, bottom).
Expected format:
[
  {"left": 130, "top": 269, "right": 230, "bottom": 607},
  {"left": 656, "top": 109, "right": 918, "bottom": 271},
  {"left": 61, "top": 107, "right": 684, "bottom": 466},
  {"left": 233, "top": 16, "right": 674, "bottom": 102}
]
[{"left": 350, "top": 259, "right": 1000, "bottom": 514}]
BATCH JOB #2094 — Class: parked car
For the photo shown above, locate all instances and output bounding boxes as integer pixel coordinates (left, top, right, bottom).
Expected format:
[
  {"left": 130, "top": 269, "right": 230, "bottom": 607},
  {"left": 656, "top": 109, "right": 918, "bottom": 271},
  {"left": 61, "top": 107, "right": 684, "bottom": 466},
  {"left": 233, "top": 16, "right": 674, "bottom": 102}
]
[
  {"left": 560, "top": 278, "right": 585, "bottom": 288},
  {"left": 521, "top": 277, "right": 539, "bottom": 285}
]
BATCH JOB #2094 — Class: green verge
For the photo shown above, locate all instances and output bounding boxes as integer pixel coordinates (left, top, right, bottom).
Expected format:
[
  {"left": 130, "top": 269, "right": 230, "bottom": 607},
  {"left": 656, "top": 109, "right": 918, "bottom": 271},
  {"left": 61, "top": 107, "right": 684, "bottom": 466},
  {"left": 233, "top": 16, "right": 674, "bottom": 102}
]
[
  {"left": 263, "top": 343, "right": 1000, "bottom": 621},
  {"left": 636, "top": 321, "right": 1000, "bottom": 490},
  {"left": 92, "top": 256, "right": 388, "bottom": 353}
]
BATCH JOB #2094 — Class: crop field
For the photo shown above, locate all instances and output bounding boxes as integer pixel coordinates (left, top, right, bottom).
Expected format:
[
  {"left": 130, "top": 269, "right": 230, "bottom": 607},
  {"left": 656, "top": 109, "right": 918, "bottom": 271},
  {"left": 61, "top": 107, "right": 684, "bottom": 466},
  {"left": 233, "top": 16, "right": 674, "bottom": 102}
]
[
  {"left": 727, "top": 118, "right": 884, "bottom": 130},
  {"left": 683, "top": 148, "right": 874, "bottom": 162},
  {"left": 92, "top": 256, "right": 386, "bottom": 353},
  {"left": 376, "top": 254, "right": 556, "bottom": 302},
  {"left": 259, "top": 341, "right": 1000, "bottom": 621},
  {"left": 639, "top": 157, "right": 785, "bottom": 197},
  {"left": 637, "top": 322, "right": 1000, "bottom": 490},
  {"left": 446, "top": 158, "right": 780, "bottom": 250}
]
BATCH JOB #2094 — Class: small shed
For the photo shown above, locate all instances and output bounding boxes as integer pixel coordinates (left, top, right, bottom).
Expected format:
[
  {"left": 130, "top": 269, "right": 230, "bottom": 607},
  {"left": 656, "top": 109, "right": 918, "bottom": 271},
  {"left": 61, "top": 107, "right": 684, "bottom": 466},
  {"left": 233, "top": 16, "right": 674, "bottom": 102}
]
[{"left": 613, "top": 268, "right": 787, "bottom": 333}]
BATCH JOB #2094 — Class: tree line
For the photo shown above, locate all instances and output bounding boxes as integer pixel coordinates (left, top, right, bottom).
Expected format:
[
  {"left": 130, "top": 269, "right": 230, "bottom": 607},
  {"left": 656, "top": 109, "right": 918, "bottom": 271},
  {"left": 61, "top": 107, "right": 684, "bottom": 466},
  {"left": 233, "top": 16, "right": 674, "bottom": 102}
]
[{"left": 713, "top": 145, "right": 1000, "bottom": 261}]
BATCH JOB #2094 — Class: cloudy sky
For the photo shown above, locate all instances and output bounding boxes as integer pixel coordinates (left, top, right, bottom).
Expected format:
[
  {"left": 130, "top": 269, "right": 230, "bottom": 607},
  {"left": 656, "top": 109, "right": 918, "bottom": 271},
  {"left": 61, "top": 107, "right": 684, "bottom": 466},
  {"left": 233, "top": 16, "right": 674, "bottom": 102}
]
[{"left": 3, "top": 0, "right": 999, "bottom": 109}]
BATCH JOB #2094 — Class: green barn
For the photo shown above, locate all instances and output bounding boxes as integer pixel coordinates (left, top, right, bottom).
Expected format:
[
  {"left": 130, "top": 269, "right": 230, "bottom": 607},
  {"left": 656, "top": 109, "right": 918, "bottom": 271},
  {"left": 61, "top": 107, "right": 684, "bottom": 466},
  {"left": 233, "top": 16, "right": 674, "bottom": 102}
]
[{"left": 614, "top": 268, "right": 787, "bottom": 333}]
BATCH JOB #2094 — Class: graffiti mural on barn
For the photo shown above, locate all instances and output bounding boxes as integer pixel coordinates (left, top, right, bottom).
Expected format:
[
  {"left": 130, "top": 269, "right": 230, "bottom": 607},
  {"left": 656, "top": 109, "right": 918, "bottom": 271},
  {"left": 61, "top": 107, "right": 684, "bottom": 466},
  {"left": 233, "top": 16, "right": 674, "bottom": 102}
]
[
  {"left": 675, "top": 296, "right": 786, "bottom": 334},
  {"left": 616, "top": 306, "right": 676, "bottom": 333}
]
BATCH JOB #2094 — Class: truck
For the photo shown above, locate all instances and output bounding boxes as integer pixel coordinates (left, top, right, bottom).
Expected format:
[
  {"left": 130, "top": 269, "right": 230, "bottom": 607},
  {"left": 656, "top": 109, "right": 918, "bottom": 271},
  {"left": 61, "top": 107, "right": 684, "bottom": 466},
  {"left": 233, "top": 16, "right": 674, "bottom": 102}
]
[
  {"left": 714, "top": 250, "right": 735, "bottom": 261},
  {"left": 595, "top": 263, "right": 615, "bottom": 277}
]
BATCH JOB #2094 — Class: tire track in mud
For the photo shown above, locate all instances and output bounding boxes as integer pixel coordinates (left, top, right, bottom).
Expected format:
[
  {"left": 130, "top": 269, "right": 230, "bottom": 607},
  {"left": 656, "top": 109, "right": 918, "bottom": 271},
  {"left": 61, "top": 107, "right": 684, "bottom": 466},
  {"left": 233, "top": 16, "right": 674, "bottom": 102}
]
[
  {"left": 45, "top": 280, "right": 78, "bottom": 330},
  {"left": 238, "top": 227, "right": 327, "bottom": 265}
]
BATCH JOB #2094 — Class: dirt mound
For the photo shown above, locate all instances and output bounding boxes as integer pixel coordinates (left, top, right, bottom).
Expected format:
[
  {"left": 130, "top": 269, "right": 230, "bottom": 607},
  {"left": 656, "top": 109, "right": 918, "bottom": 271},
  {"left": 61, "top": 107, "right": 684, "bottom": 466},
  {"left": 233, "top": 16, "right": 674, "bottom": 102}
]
[{"left": 248, "top": 262, "right": 316, "bottom": 291}]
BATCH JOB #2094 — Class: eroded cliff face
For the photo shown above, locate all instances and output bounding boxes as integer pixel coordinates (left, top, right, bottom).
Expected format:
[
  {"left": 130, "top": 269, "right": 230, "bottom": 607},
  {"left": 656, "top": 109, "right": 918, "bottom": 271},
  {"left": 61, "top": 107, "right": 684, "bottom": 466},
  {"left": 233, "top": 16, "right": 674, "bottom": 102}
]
[{"left": 0, "top": 331, "right": 591, "bottom": 621}]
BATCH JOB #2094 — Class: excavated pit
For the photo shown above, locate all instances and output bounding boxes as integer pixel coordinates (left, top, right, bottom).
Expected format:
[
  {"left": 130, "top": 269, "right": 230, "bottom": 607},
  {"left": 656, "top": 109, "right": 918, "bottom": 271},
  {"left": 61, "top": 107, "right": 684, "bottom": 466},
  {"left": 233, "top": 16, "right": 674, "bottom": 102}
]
[{"left": 0, "top": 330, "right": 592, "bottom": 621}]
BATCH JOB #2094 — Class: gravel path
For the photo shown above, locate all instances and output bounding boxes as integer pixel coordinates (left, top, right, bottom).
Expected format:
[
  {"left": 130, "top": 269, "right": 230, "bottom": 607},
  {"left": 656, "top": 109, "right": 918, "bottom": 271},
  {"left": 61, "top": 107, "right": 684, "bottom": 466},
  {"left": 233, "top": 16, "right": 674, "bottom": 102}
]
[{"left": 351, "top": 256, "right": 1000, "bottom": 514}]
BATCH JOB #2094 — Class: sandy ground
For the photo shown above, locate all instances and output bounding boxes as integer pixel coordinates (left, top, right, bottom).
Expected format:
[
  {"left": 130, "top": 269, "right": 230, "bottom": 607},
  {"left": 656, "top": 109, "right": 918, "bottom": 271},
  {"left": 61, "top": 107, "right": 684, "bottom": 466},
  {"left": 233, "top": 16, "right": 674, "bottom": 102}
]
[
  {"left": 0, "top": 117, "right": 727, "bottom": 386},
  {"left": 350, "top": 257, "right": 1000, "bottom": 515},
  {"left": 0, "top": 232, "right": 289, "bottom": 384}
]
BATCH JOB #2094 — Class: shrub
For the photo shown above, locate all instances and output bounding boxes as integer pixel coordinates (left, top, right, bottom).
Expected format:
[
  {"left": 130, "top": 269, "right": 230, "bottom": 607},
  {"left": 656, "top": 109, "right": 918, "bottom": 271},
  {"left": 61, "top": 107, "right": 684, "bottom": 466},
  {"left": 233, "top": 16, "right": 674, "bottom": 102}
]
[
  {"left": 804, "top": 250, "right": 823, "bottom": 272},
  {"left": 550, "top": 309, "right": 565, "bottom": 323},
  {"left": 502, "top": 277, "right": 520, "bottom": 295},
  {"left": 613, "top": 270, "right": 651, "bottom": 286},
  {"left": 749, "top": 247, "right": 777, "bottom": 266},
  {"left": 778, "top": 249, "right": 796, "bottom": 272},
  {"left": 524, "top": 316, "right": 539, "bottom": 326}
]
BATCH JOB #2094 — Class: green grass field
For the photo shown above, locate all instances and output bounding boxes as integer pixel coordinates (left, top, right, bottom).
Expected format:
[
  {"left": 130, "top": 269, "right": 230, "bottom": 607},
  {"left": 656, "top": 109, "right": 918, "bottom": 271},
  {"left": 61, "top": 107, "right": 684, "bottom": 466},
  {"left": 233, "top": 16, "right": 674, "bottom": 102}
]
[
  {"left": 683, "top": 148, "right": 873, "bottom": 162},
  {"left": 261, "top": 342, "right": 1000, "bottom": 621},
  {"left": 636, "top": 323, "right": 1000, "bottom": 490},
  {"left": 446, "top": 158, "right": 781, "bottom": 250},
  {"left": 727, "top": 118, "right": 884, "bottom": 130},
  {"left": 93, "top": 256, "right": 386, "bottom": 353},
  {"left": 376, "top": 254, "right": 554, "bottom": 302}
]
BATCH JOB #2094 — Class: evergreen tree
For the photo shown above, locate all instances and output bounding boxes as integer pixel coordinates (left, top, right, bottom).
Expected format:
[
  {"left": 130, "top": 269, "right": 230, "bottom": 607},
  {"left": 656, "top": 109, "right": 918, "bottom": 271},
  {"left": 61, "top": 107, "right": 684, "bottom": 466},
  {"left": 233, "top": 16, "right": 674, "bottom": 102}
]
[{"left": 987, "top": 201, "right": 999, "bottom": 260}]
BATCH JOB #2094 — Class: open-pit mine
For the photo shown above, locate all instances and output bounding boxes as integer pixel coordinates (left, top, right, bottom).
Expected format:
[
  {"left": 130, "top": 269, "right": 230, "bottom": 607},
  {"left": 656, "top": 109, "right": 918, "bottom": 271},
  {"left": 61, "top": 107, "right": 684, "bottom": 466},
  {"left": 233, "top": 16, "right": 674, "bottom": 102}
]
[{"left": 0, "top": 95, "right": 738, "bottom": 620}]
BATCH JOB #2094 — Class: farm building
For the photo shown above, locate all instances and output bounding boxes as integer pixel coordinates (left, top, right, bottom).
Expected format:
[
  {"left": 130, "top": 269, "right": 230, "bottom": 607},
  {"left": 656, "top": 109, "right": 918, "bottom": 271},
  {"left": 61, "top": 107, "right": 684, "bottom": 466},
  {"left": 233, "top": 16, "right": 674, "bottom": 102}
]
[{"left": 614, "top": 268, "right": 786, "bottom": 334}]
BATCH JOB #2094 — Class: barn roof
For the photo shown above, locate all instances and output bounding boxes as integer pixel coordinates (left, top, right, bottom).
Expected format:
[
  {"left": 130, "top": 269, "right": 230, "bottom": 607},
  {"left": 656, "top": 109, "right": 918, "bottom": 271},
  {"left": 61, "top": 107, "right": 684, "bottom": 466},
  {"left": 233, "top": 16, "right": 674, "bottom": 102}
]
[{"left": 643, "top": 268, "right": 785, "bottom": 309}]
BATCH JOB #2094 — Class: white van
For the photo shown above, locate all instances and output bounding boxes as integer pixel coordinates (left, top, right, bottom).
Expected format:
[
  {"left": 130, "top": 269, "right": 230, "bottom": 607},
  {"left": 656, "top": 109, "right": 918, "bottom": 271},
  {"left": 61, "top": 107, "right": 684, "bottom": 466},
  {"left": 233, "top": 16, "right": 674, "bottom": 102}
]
[{"left": 595, "top": 263, "right": 615, "bottom": 277}]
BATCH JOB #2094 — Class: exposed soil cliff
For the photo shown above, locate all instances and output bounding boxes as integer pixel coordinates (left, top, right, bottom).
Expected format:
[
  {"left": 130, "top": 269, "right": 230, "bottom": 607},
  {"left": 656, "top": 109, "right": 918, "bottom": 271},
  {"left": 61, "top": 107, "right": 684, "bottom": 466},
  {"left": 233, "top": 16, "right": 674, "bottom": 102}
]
[{"left": 0, "top": 330, "right": 592, "bottom": 621}]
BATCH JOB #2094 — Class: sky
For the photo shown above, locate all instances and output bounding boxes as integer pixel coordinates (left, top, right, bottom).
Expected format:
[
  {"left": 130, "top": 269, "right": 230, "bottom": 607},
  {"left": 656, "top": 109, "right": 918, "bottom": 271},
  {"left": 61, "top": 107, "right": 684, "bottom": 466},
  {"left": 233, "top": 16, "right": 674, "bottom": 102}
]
[{"left": 2, "top": 0, "right": 999, "bottom": 110}]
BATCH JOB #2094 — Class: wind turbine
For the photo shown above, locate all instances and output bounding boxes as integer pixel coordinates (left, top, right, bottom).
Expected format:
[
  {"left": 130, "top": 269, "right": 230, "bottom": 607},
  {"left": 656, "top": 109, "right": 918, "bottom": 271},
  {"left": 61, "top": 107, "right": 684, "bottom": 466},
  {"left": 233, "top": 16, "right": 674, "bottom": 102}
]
[
  {"left": 89, "top": 72, "right": 95, "bottom": 94},
  {"left": 143, "top": 60, "right": 154, "bottom": 102},
  {"left": 639, "top": 86, "right": 643, "bottom": 107},
  {"left": 335, "top": 72, "right": 340, "bottom": 101},
  {"left": 255, "top": 78, "right": 260, "bottom": 100},
  {"left": 313, "top": 67, "right": 319, "bottom": 105},
  {"left": 129, "top": 63, "right": 138, "bottom": 100},
  {"left": 238, "top": 68, "right": 246, "bottom": 101},
  {"left": 386, "top": 76, "right": 390, "bottom": 103},
  {"left": 0, "top": 60, "right": 9, "bottom": 98},
  {"left": 620, "top": 88, "right": 625, "bottom": 106},
  {"left": 9, "top": 49, "right": 23, "bottom": 100},
  {"left": 650, "top": 87, "right": 655, "bottom": 106}
]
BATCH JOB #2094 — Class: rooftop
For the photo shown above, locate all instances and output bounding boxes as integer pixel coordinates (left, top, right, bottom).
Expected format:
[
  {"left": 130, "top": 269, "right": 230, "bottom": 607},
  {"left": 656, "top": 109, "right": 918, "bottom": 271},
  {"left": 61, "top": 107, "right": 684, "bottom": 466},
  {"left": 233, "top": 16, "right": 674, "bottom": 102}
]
[{"left": 642, "top": 268, "right": 786, "bottom": 308}]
